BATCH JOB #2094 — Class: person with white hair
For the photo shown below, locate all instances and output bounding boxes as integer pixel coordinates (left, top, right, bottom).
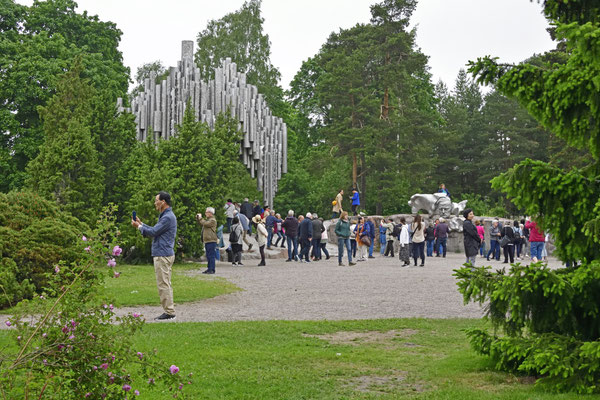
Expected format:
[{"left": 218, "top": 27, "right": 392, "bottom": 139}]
[{"left": 196, "top": 206, "right": 218, "bottom": 275}]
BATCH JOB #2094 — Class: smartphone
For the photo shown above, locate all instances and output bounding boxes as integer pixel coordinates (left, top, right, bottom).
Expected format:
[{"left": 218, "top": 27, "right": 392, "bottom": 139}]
[{"left": 132, "top": 211, "right": 136, "bottom": 221}]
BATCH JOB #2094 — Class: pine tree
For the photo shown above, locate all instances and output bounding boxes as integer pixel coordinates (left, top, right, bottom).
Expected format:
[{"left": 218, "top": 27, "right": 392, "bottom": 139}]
[{"left": 27, "top": 59, "right": 104, "bottom": 224}]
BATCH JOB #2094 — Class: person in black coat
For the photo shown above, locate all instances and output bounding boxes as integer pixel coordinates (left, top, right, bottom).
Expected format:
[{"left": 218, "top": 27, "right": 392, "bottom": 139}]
[
  {"left": 298, "top": 213, "right": 314, "bottom": 262},
  {"left": 501, "top": 221, "right": 516, "bottom": 264},
  {"left": 462, "top": 208, "right": 481, "bottom": 266}
]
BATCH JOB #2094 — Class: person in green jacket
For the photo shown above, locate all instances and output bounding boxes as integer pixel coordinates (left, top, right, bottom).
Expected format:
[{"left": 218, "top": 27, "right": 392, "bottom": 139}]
[{"left": 335, "top": 211, "right": 356, "bottom": 266}]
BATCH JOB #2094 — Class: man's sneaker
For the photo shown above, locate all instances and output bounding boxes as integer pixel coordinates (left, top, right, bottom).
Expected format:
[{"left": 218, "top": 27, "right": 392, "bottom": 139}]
[
  {"left": 285, "top": 259, "right": 292, "bottom": 262},
  {"left": 339, "top": 262, "right": 344, "bottom": 266},
  {"left": 349, "top": 261, "right": 356, "bottom": 266},
  {"left": 202, "top": 270, "right": 215, "bottom": 274},
  {"left": 368, "top": 256, "right": 375, "bottom": 259},
  {"left": 155, "top": 313, "right": 176, "bottom": 321}
]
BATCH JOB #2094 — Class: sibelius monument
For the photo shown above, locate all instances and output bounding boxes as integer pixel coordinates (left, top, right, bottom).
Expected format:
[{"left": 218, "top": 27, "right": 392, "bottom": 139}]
[{"left": 117, "top": 40, "right": 287, "bottom": 207}]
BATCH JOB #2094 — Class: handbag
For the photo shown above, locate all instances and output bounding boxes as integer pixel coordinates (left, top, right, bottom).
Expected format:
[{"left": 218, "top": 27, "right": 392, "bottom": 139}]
[
  {"left": 499, "top": 235, "right": 510, "bottom": 248},
  {"left": 361, "top": 235, "right": 371, "bottom": 246}
]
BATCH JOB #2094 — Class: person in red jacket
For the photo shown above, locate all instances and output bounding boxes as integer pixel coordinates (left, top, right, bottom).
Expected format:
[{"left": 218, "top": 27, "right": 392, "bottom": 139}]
[{"left": 525, "top": 217, "right": 545, "bottom": 262}]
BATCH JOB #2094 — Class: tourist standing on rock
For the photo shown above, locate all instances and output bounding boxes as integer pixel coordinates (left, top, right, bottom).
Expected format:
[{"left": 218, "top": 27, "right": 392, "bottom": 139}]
[
  {"left": 265, "top": 210, "right": 277, "bottom": 249},
  {"left": 425, "top": 222, "right": 435, "bottom": 257},
  {"left": 486, "top": 220, "right": 501, "bottom": 261},
  {"left": 350, "top": 189, "right": 360, "bottom": 216},
  {"left": 224, "top": 199, "right": 236, "bottom": 232},
  {"left": 411, "top": 215, "right": 426, "bottom": 267},
  {"left": 332, "top": 189, "right": 344, "bottom": 219},
  {"left": 434, "top": 218, "right": 449, "bottom": 258},
  {"left": 298, "top": 212, "right": 313, "bottom": 263},
  {"left": 132, "top": 191, "right": 177, "bottom": 320},
  {"left": 462, "top": 209, "right": 481, "bottom": 266},
  {"left": 311, "top": 213, "right": 324, "bottom": 261},
  {"left": 319, "top": 218, "right": 330, "bottom": 260},
  {"left": 335, "top": 211, "right": 355, "bottom": 266},
  {"left": 398, "top": 217, "right": 410, "bottom": 266},
  {"left": 282, "top": 210, "right": 299, "bottom": 262},
  {"left": 229, "top": 216, "right": 244, "bottom": 266},
  {"left": 253, "top": 215, "right": 267, "bottom": 266},
  {"left": 437, "top": 183, "right": 451, "bottom": 199},
  {"left": 366, "top": 217, "right": 376, "bottom": 259},
  {"left": 525, "top": 217, "right": 545, "bottom": 262},
  {"left": 273, "top": 213, "right": 285, "bottom": 248}
]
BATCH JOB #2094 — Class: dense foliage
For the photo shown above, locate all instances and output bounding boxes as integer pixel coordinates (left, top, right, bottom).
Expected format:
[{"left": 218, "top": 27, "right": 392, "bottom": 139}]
[
  {"left": 1, "top": 205, "right": 190, "bottom": 398},
  {"left": 0, "top": 191, "right": 88, "bottom": 309},
  {"left": 455, "top": 0, "right": 600, "bottom": 393}
]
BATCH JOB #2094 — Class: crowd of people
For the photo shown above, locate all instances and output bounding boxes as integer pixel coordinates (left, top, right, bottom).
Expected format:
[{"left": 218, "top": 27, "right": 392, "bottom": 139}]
[{"left": 131, "top": 189, "right": 550, "bottom": 321}]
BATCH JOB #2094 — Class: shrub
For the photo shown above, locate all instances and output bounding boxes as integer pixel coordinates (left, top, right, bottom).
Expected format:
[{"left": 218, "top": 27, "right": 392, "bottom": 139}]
[{"left": 0, "top": 191, "right": 89, "bottom": 308}]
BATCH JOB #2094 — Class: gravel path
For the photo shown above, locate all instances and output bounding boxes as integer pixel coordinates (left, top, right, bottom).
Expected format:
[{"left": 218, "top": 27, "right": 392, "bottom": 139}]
[{"left": 117, "top": 249, "right": 564, "bottom": 323}]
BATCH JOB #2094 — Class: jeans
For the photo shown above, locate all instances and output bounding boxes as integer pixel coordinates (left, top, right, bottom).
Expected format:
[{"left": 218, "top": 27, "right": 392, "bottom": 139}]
[
  {"left": 311, "top": 238, "right": 321, "bottom": 259},
  {"left": 299, "top": 238, "right": 311, "bottom": 261},
  {"left": 286, "top": 236, "right": 298, "bottom": 260},
  {"left": 320, "top": 242, "right": 329, "bottom": 258},
  {"left": 530, "top": 241, "right": 545, "bottom": 260},
  {"left": 380, "top": 234, "right": 387, "bottom": 254},
  {"left": 226, "top": 218, "right": 232, "bottom": 233},
  {"left": 266, "top": 226, "right": 273, "bottom": 247},
  {"left": 487, "top": 240, "right": 500, "bottom": 260},
  {"left": 351, "top": 239, "right": 357, "bottom": 258},
  {"left": 332, "top": 212, "right": 339, "bottom": 219},
  {"left": 426, "top": 239, "right": 434, "bottom": 257},
  {"left": 275, "top": 231, "right": 284, "bottom": 246},
  {"left": 205, "top": 242, "right": 217, "bottom": 272},
  {"left": 479, "top": 241, "right": 487, "bottom": 256},
  {"left": 436, "top": 238, "right": 447, "bottom": 257},
  {"left": 337, "top": 238, "right": 352, "bottom": 263},
  {"left": 368, "top": 237, "right": 374, "bottom": 257},
  {"left": 412, "top": 241, "right": 425, "bottom": 264}
]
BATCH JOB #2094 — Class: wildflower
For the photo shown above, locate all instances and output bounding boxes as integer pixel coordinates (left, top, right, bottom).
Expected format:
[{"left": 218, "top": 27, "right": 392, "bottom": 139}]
[
  {"left": 42, "top": 333, "right": 47, "bottom": 338},
  {"left": 103, "top": 304, "right": 108, "bottom": 309},
  {"left": 122, "top": 384, "right": 131, "bottom": 392},
  {"left": 85, "top": 393, "right": 91, "bottom": 398},
  {"left": 132, "top": 313, "right": 141, "bottom": 318},
  {"left": 112, "top": 245, "right": 123, "bottom": 256},
  {"left": 39, "top": 295, "right": 45, "bottom": 299},
  {"left": 93, "top": 366, "right": 98, "bottom": 370},
  {"left": 62, "top": 326, "right": 69, "bottom": 334},
  {"left": 82, "top": 235, "right": 87, "bottom": 241},
  {"left": 43, "top": 359, "right": 48, "bottom": 366},
  {"left": 148, "top": 378, "right": 155, "bottom": 384},
  {"left": 169, "top": 365, "right": 179, "bottom": 374},
  {"left": 54, "top": 265, "right": 60, "bottom": 274},
  {"left": 107, "top": 258, "right": 116, "bottom": 268},
  {"left": 179, "top": 384, "right": 183, "bottom": 390},
  {"left": 58, "top": 344, "right": 65, "bottom": 350},
  {"left": 70, "top": 320, "right": 78, "bottom": 328},
  {"left": 85, "top": 246, "right": 91, "bottom": 252},
  {"left": 100, "top": 363, "right": 109, "bottom": 370},
  {"left": 68, "top": 335, "right": 75, "bottom": 340},
  {"left": 134, "top": 390, "right": 140, "bottom": 396},
  {"left": 5, "top": 321, "right": 11, "bottom": 327},
  {"left": 17, "top": 336, "right": 21, "bottom": 341},
  {"left": 109, "top": 304, "right": 114, "bottom": 311},
  {"left": 137, "top": 352, "right": 143, "bottom": 360},
  {"left": 113, "top": 272, "right": 121, "bottom": 278}
]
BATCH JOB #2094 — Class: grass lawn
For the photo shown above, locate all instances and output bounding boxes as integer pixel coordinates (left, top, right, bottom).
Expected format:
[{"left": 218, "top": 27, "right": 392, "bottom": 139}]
[
  {"left": 127, "top": 318, "right": 598, "bottom": 399},
  {"left": 101, "top": 263, "right": 241, "bottom": 307}
]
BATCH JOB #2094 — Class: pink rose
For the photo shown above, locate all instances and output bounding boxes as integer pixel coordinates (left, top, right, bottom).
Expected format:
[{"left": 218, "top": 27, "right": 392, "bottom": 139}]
[
  {"left": 107, "top": 258, "right": 116, "bottom": 268},
  {"left": 112, "top": 245, "right": 122, "bottom": 256}
]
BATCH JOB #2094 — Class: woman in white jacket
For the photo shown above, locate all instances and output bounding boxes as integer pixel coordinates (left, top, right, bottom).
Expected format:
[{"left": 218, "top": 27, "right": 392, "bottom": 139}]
[
  {"left": 253, "top": 215, "right": 268, "bottom": 266},
  {"left": 398, "top": 217, "right": 410, "bottom": 266}
]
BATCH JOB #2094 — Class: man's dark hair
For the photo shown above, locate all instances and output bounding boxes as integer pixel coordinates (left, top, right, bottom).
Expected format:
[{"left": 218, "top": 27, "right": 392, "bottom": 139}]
[
  {"left": 158, "top": 191, "right": 172, "bottom": 206},
  {"left": 227, "top": 198, "right": 232, "bottom": 203},
  {"left": 462, "top": 208, "right": 473, "bottom": 219}
]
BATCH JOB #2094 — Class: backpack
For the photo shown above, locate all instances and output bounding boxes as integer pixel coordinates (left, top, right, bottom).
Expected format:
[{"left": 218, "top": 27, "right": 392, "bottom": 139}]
[
  {"left": 392, "top": 224, "right": 401, "bottom": 238},
  {"left": 229, "top": 227, "right": 239, "bottom": 243}
]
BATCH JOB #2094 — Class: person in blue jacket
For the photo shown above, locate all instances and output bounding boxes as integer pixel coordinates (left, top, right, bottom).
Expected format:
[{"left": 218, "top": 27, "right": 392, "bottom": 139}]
[
  {"left": 350, "top": 189, "right": 360, "bottom": 216},
  {"left": 366, "top": 217, "right": 376, "bottom": 258}
]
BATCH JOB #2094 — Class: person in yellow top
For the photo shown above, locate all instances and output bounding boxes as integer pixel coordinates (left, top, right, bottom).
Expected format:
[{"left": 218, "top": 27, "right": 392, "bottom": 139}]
[{"left": 332, "top": 189, "right": 344, "bottom": 219}]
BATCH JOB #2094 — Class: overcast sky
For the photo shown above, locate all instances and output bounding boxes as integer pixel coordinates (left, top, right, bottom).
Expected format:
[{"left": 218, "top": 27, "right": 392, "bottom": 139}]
[{"left": 17, "top": 0, "right": 555, "bottom": 91}]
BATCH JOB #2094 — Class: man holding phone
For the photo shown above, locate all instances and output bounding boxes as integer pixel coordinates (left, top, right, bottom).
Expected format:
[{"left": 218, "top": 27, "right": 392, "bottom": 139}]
[
  {"left": 131, "top": 191, "right": 177, "bottom": 321},
  {"left": 196, "top": 207, "right": 218, "bottom": 274}
]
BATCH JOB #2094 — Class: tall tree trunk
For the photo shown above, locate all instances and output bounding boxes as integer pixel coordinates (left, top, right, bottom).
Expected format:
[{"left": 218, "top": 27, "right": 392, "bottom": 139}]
[{"left": 352, "top": 153, "right": 357, "bottom": 188}]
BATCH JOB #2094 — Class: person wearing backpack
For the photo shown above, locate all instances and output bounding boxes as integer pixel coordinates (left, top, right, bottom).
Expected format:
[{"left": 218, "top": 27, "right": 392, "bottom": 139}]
[{"left": 229, "top": 216, "right": 244, "bottom": 266}]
